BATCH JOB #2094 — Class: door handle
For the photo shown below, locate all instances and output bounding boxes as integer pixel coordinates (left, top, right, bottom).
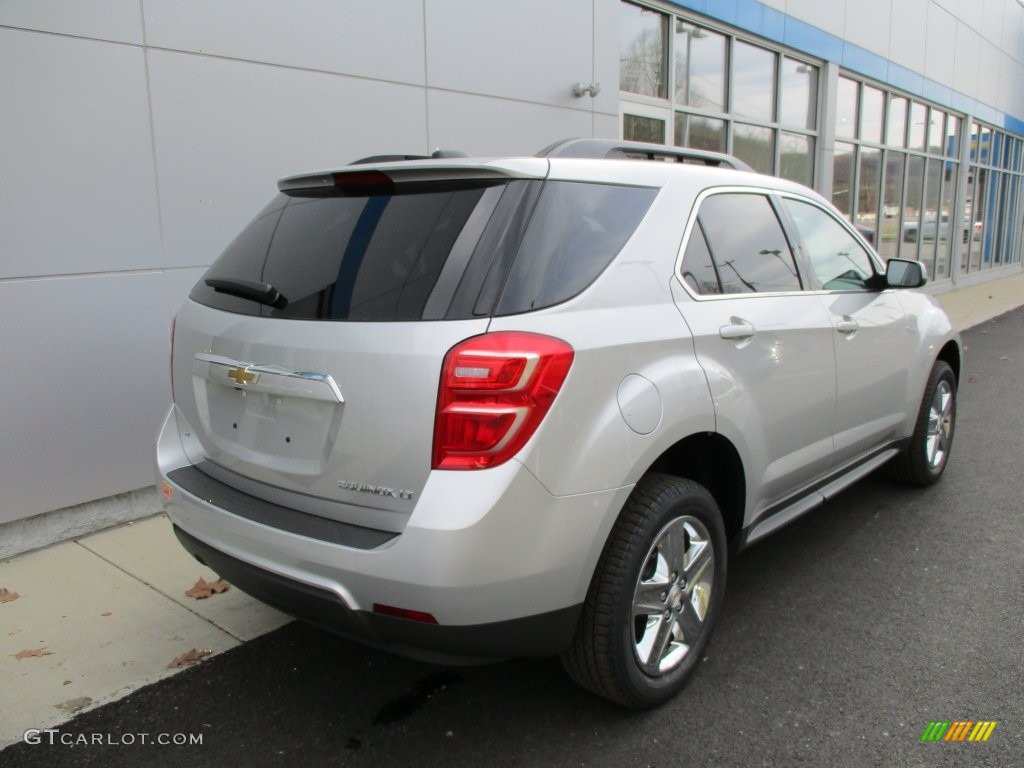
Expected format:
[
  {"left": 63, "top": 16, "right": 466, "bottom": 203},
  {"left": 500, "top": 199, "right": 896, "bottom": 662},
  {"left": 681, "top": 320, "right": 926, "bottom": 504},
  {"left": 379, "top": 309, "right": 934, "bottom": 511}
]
[
  {"left": 836, "top": 319, "right": 859, "bottom": 334},
  {"left": 719, "top": 321, "right": 756, "bottom": 340}
]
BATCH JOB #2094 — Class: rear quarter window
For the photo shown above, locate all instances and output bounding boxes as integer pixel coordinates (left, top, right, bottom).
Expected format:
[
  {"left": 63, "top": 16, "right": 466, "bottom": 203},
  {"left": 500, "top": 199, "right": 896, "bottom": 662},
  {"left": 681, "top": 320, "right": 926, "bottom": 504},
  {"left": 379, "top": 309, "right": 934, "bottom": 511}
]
[{"left": 494, "top": 181, "right": 657, "bottom": 315}]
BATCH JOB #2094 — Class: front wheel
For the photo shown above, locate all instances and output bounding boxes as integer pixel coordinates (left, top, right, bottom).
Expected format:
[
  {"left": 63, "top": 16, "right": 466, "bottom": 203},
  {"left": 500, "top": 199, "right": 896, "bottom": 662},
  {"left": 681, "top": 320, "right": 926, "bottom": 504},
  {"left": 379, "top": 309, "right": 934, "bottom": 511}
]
[
  {"left": 561, "top": 474, "right": 727, "bottom": 708},
  {"left": 891, "top": 361, "right": 957, "bottom": 485}
]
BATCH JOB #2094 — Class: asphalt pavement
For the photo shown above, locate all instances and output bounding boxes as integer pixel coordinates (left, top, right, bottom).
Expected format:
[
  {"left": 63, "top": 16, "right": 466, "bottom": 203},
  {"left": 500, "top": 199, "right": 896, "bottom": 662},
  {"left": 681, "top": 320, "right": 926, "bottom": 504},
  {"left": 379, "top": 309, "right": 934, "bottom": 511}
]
[{"left": 2, "top": 307, "right": 1022, "bottom": 768}]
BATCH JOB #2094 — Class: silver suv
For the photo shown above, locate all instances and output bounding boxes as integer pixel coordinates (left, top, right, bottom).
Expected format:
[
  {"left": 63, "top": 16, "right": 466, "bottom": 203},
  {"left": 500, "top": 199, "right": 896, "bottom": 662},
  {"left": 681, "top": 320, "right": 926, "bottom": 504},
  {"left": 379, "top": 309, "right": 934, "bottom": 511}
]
[{"left": 156, "top": 139, "right": 960, "bottom": 708}]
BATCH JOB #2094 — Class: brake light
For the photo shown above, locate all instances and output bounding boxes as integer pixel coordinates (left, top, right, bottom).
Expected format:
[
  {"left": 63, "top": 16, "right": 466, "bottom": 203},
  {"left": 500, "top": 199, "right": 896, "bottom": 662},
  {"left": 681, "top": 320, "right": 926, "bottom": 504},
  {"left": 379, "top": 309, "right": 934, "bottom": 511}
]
[
  {"left": 433, "top": 332, "right": 574, "bottom": 470},
  {"left": 331, "top": 170, "right": 394, "bottom": 196}
]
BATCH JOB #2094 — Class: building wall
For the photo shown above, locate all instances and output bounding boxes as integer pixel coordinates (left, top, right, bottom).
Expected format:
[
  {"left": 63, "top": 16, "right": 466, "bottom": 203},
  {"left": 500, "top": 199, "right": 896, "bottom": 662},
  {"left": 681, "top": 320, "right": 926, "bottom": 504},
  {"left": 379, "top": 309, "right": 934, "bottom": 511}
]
[
  {"left": 0, "top": 0, "right": 616, "bottom": 532},
  {"left": 1, "top": 0, "right": 1021, "bottom": 548}
]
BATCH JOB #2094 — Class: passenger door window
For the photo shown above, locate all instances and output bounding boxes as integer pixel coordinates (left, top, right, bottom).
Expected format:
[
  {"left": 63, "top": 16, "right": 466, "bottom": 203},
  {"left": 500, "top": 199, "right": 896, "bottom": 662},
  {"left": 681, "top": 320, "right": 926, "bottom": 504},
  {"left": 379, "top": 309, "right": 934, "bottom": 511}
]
[
  {"left": 693, "top": 193, "right": 802, "bottom": 293},
  {"left": 781, "top": 198, "right": 876, "bottom": 290}
]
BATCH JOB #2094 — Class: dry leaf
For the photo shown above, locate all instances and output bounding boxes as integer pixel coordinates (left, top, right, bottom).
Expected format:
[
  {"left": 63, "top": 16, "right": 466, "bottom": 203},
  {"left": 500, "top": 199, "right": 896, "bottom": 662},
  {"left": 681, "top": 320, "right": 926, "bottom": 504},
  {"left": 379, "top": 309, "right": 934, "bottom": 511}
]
[
  {"left": 15, "top": 647, "right": 54, "bottom": 660},
  {"left": 167, "top": 648, "right": 212, "bottom": 668},
  {"left": 56, "top": 696, "right": 92, "bottom": 714},
  {"left": 185, "top": 577, "right": 230, "bottom": 599},
  {"left": 0, "top": 588, "right": 19, "bottom": 603}
]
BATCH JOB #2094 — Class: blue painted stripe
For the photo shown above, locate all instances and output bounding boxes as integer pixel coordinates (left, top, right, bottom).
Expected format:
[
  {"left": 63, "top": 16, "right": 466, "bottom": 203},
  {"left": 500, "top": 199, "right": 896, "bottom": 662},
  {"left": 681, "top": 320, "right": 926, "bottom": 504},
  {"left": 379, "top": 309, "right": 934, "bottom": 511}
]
[{"left": 662, "top": 0, "right": 1024, "bottom": 136}]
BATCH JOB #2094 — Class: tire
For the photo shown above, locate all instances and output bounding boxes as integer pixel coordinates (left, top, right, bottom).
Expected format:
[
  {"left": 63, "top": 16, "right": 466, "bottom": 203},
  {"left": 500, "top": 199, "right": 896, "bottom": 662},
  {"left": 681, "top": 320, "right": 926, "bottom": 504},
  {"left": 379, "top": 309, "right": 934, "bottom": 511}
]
[
  {"left": 561, "top": 474, "right": 727, "bottom": 709},
  {"left": 891, "top": 361, "right": 956, "bottom": 486}
]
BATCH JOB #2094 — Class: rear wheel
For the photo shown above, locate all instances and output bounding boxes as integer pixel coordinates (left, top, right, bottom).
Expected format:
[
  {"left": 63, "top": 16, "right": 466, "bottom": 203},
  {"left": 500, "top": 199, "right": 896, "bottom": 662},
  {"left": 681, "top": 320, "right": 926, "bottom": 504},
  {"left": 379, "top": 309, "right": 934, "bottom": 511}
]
[
  {"left": 891, "top": 361, "right": 956, "bottom": 485},
  {"left": 561, "top": 474, "right": 726, "bottom": 708}
]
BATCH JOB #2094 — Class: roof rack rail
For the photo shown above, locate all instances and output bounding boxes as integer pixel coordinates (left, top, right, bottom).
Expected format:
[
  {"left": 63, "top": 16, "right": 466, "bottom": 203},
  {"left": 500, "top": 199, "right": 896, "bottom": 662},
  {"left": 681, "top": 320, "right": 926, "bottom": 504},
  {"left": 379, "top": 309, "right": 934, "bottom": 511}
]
[
  {"left": 349, "top": 149, "right": 470, "bottom": 165},
  {"left": 537, "top": 138, "right": 753, "bottom": 172}
]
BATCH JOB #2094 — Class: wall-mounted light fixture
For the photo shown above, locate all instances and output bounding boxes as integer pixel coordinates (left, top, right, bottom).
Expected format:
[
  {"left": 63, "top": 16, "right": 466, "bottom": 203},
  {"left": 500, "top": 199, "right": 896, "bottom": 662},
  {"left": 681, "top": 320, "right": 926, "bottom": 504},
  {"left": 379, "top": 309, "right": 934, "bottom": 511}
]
[{"left": 572, "top": 81, "right": 601, "bottom": 98}]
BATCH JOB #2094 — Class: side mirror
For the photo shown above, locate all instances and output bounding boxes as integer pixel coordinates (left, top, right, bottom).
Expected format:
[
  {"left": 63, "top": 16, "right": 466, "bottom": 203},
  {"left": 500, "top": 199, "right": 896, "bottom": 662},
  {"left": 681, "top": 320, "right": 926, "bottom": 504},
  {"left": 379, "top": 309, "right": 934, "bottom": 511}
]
[{"left": 885, "top": 258, "right": 927, "bottom": 289}]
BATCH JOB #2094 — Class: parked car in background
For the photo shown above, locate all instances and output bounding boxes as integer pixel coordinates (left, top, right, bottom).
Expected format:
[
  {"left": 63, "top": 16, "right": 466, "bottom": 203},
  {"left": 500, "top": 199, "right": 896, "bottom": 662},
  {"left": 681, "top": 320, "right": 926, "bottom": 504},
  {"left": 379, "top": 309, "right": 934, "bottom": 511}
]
[
  {"left": 157, "top": 139, "right": 961, "bottom": 708},
  {"left": 904, "top": 213, "right": 983, "bottom": 243}
]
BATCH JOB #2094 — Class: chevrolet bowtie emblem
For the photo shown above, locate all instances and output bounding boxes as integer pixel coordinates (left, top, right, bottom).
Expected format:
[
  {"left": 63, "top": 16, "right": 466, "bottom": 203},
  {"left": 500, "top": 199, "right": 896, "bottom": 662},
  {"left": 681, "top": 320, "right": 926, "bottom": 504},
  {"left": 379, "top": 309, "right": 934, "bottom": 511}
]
[{"left": 227, "top": 366, "right": 257, "bottom": 385}]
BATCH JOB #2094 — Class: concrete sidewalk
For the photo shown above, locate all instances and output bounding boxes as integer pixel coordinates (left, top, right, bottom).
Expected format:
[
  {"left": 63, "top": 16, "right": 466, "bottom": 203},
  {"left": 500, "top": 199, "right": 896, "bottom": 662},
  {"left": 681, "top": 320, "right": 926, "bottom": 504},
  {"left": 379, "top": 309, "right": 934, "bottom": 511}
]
[{"left": 2, "top": 269, "right": 1023, "bottom": 749}]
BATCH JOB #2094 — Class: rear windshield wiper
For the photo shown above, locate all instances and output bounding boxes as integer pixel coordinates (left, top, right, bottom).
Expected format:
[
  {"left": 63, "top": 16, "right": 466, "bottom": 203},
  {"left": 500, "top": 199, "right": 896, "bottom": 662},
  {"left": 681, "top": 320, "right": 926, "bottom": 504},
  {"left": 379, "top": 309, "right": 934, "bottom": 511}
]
[{"left": 205, "top": 278, "right": 288, "bottom": 310}]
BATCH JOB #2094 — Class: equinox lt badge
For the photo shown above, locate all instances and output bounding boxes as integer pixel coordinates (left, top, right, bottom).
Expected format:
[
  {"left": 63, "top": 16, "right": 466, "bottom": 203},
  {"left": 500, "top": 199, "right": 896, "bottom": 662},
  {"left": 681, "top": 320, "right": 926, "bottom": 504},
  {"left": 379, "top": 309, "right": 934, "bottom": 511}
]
[{"left": 337, "top": 480, "right": 415, "bottom": 500}]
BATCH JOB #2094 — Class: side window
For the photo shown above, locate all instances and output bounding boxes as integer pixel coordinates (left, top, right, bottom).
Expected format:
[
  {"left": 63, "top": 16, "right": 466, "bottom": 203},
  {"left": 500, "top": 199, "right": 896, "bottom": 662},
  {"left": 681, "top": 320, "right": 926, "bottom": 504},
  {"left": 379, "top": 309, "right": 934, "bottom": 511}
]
[
  {"left": 697, "top": 193, "right": 802, "bottom": 293},
  {"left": 781, "top": 198, "right": 876, "bottom": 290},
  {"left": 680, "top": 221, "right": 722, "bottom": 295}
]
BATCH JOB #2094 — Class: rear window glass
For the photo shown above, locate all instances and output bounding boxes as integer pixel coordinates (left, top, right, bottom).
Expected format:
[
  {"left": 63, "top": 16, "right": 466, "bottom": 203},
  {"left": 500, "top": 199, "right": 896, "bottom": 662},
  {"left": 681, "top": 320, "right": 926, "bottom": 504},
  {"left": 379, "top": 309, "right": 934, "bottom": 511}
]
[{"left": 190, "top": 178, "right": 656, "bottom": 320}]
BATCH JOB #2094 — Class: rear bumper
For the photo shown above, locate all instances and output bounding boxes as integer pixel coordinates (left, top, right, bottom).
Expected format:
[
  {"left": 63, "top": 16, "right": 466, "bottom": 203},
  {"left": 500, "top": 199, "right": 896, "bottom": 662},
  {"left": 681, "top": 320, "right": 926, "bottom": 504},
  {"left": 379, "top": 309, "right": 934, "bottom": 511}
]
[
  {"left": 173, "top": 525, "right": 580, "bottom": 663},
  {"left": 156, "top": 406, "right": 632, "bottom": 661}
]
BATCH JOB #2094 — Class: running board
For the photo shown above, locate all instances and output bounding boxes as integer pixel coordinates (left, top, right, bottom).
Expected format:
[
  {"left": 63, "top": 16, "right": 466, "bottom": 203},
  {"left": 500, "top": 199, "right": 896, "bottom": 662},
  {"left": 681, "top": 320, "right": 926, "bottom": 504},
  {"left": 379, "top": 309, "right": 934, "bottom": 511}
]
[{"left": 743, "top": 447, "right": 900, "bottom": 546}]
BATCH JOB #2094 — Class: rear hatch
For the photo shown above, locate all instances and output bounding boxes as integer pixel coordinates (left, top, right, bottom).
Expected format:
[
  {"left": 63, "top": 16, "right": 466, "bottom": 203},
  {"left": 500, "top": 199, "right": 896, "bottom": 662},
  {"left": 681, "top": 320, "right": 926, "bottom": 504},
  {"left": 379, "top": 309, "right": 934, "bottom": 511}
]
[{"left": 171, "top": 158, "right": 658, "bottom": 530}]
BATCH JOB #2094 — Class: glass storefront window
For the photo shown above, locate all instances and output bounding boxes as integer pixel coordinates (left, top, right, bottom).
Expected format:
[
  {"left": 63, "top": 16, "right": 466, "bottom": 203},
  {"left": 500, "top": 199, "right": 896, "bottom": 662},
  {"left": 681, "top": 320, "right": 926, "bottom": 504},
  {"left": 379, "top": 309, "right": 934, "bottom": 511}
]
[
  {"left": 780, "top": 57, "right": 817, "bottom": 130},
  {"left": 623, "top": 114, "right": 666, "bottom": 143},
  {"left": 857, "top": 146, "right": 881, "bottom": 239},
  {"left": 928, "top": 110, "right": 946, "bottom": 155},
  {"left": 878, "top": 152, "right": 905, "bottom": 261},
  {"left": 780, "top": 132, "right": 814, "bottom": 186},
  {"left": 732, "top": 40, "right": 776, "bottom": 121},
  {"left": 674, "top": 22, "right": 726, "bottom": 112},
  {"left": 909, "top": 102, "right": 927, "bottom": 152},
  {"left": 978, "top": 124, "right": 992, "bottom": 163},
  {"left": 918, "top": 157, "right": 943, "bottom": 273},
  {"left": 837, "top": 77, "right": 858, "bottom": 139},
  {"left": 733, "top": 123, "right": 775, "bottom": 174},
  {"left": 620, "top": 3, "right": 668, "bottom": 98},
  {"left": 620, "top": 4, "right": 821, "bottom": 181},
  {"left": 861, "top": 86, "right": 884, "bottom": 144},
  {"left": 946, "top": 115, "right": 960, "bottom": 158},
  {"left": 887, "top": 96, "right": 907, "bottom": 147},
  {"left": 936, "top": 159, "right": 957, "bottom": 278},
  {"left": 904, "top": 154, "right": 925, "bottom": 259},
  {"left": 675, "top": 113, "right": 727, "bottom": 152},
  {"left": 833, "top": 142, "right": 856, "bottom": 219}
]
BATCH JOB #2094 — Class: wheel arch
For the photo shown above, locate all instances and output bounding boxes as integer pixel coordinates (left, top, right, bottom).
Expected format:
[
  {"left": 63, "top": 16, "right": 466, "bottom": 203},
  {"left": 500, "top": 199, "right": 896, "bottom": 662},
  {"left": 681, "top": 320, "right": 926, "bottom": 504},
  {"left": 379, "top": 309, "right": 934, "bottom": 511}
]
[
  {"left": 937, "top": 339, "right": 961, "bottom": 386},
  {"left": 645, "top": 432, "right": 746, "bottom": 543}
]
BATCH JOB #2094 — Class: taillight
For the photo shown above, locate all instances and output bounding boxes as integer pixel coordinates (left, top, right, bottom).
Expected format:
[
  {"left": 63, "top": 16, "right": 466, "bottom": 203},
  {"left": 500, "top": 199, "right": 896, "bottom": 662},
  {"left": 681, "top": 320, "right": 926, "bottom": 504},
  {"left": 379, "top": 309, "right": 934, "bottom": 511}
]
[
  {"left": 433, "top": 332, "right": 574, "bottom": 470},
  {"left": 169, "top": 314, "right": 177, "bottom": 399}
]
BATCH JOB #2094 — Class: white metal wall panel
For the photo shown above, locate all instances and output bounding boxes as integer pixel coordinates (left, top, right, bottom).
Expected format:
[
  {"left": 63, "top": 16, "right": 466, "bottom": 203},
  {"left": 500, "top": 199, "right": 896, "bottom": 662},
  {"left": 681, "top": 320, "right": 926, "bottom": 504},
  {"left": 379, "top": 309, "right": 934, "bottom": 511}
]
[
  {"left": 425, "top": 0, "right": 600, "bottom": 108},
  {"left": 0, "top": 29, "right": 162, "bottom": 278},
  {"left": 0, "top": 274, "right": 171, "bottom": 523},
  {"left": 0, "top": 0, "right": 143, "bottom": 45},
  {"left": 146, "top": 49, "right": 428, "bottom": 269},
  {"left": 141, "top": 0, "right": 426, "bottom": 85},
  {"left": 427, "top": 90, "right": 595, "bottom": 156}
]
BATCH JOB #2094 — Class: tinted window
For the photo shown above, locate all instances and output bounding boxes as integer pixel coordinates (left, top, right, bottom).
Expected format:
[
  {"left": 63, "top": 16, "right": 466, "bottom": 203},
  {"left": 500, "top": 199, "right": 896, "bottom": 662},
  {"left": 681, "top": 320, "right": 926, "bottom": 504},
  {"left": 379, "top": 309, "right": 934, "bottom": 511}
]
[
  {"left": 265, "top": 186, "right": 493, "bottom": 321},
  {"left": 191, "top": 182, "right": 509, "bottom": 321},
  {"left": 680, "top": 221, "right": 721, "bottom": 295},
  {"left": 190, "top": 178, "right": 655, "bottom": 321},
  {"left": 781, "top": 198, "right": 875, "bottom": 290},
  {"left": 188, "top": 195, "right": 288, "bottom": 316},
  {"left": 495, "top": 181, "right": 657, "bottom": 315},
  {"left": 698, "top": 193, "right": 802, "bottom": 293}
]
